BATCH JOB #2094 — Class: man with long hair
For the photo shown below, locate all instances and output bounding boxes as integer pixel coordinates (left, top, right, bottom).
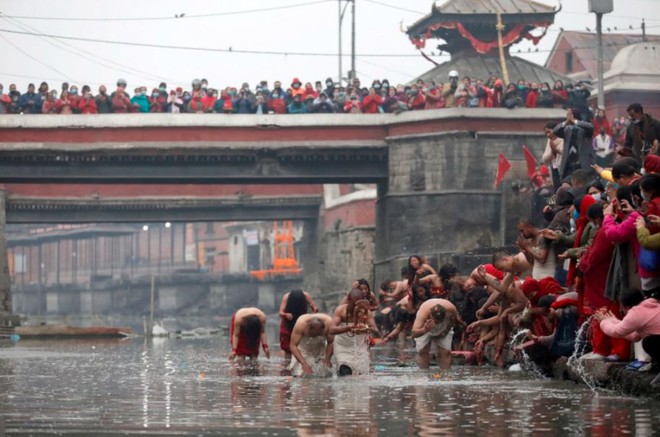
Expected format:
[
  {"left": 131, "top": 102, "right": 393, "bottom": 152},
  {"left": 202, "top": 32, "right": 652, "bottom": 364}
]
[
  {"left": 279, "top": 290, "right": 319, "bottom": 363},
  {"left": 229, "top": 307, "right": 270, "bottom": 361}
]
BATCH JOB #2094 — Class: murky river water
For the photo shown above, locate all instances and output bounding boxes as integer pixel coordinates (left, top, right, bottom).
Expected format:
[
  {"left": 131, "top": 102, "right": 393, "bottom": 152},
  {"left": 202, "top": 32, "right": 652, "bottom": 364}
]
[{"left": 0, "top": 332, "right": 658, "bottom": 436}]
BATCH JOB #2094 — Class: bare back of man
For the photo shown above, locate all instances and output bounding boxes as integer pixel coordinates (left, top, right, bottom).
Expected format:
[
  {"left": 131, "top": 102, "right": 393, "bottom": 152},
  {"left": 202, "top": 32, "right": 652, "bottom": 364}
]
[
  {"left": 412, "top": 299, "right": 463, "bottom": 370},
  {"left": 230, "top": 307, "right": 269, "bottom": 361},
  {"left": 289, "top": 314, "right": 335, "bottom": 377}
]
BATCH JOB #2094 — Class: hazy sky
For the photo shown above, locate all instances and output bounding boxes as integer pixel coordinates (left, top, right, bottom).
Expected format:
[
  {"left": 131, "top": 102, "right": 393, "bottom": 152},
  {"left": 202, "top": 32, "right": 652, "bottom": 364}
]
[{"left": 1, "top": 0, "right": 659, "bottom": 91}]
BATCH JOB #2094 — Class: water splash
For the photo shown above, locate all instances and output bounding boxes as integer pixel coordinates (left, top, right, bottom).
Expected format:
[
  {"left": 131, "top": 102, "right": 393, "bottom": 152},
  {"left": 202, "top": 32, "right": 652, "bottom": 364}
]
[
  {"left": 508, "top": 329, "right": 545, "bottom": 377},
  {"left": 566, "top": 316, "right": 598, "bottom": 391}
]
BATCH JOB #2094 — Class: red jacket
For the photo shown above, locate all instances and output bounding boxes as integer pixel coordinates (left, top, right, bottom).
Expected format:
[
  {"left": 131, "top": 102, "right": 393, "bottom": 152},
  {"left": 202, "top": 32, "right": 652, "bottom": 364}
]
[
  {"left": 78, "top": 98, "right": 98, "bottom": 114},
  {"left": 362, "top": 94, "right": 382, "bottom": 114},
  {"left": 525, "top": 90, "right": 538, "bottom": 108},
  {"left": 201, "top": 96, "right": 216, "bottom": 113},
  {"left": 579, "top": 227, "right": 616, "bottom": 312},
  {"left": 592, "top": 116, "right": 612, "bottom": 137},
  {"left": 408, "top": 93, "right": 425, "bottom": 110},
  {"left": 270, "top": 99, "right": 287, "bottom": 114}
]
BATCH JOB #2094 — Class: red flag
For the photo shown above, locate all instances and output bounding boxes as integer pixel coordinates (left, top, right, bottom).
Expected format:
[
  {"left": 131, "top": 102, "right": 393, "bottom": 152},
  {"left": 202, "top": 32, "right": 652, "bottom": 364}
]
[
  {"left": 494, "top": 153, "right": 511, "bottom": 188},
  {"left": 522, "top": 145, "right": 538, "bottom": 180}
]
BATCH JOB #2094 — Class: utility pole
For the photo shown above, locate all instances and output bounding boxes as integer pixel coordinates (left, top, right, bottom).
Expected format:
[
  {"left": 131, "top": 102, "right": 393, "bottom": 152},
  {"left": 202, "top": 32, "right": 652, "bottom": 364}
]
[
  {"left": 642, "top": 18, "right": 647, "bottom": 42},
  {"left": 338, "top": 0, "right": 343, "bottom": 85},
  {"left": 589, "top": 0, "right": 613, "bottom": 110},
  {"left": 350, "top": 0, "right": 356, "bottom": 81},
  {"left": 338, "top": 0, "right": 353, "bottom": 85},
  {"left": 596, "top": 12, "right": 605, "bottom": 109}
]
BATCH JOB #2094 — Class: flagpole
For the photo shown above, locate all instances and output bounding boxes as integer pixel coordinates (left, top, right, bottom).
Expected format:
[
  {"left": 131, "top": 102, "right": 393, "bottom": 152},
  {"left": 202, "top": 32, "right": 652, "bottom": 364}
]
[{"left": 496, "top": 12, "right": 510, "bottom": 85}]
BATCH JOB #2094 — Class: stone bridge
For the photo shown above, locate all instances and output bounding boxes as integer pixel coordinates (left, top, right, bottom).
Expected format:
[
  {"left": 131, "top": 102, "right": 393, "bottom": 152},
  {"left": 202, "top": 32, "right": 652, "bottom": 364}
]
[{"left": 0, "top": 108, "right": 564, "bottom": 314}]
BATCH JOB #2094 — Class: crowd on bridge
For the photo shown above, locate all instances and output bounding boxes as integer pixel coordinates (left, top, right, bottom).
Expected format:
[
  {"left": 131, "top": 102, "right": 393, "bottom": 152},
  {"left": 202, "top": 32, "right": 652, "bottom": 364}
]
[
  {"left": 0, "top": 72, "right": 609, "bottom": 116},
  {"left": 228, "top": 102, "right": 660, "bottom": 385}
]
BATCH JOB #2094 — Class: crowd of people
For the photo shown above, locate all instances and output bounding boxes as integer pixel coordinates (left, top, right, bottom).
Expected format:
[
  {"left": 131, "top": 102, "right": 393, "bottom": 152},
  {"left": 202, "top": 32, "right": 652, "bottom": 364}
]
[
  {"left": 228, "top": 102, "right": 660, "bottom": 384},
  {"left": 0, "top": 72, "right": 601, "bottom": 115}
]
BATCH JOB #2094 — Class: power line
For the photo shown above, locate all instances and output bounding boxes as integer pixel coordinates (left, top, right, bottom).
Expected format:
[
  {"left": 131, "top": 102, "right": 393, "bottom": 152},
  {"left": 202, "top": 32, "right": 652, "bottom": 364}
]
[
  {"left": 363, "top": 0, "right": 425, "bottom": 15},
  {"left": 0, "top": 16, "right": 183, "bottom": 85},
  {"left": 0, "top": 71, "right": 105, "bottom": 87},
  {"left": 0, "top": 27, "right": 431, "bottom": 57},
  {"left": 0, "top": 0, "right": 334, "bottom": 22},
  {"left": 0, "top": 33, "right": 72, "bottom": 82}
]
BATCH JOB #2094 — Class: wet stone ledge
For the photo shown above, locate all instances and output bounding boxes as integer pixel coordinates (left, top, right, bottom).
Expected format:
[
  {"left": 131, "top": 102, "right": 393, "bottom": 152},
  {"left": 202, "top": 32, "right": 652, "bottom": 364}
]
[
  {"left": 552, "top": 357, "right": 660, "bottom": 401},
  {"left": 463, "top": 344, "right": 660, "bottom": 400}
]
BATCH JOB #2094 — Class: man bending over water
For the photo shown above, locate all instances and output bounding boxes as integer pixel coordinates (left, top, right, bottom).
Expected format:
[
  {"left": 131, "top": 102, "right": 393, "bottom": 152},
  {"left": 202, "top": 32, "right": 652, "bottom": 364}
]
[
  {"left": 229, "top": 307, "right": 270, "bottom": 361},
  {"left": 289, "top": 314, "right": 335, "bottom": 377},
  {"left": 412, "top": 298, "right": 465, "bottom": 369}
]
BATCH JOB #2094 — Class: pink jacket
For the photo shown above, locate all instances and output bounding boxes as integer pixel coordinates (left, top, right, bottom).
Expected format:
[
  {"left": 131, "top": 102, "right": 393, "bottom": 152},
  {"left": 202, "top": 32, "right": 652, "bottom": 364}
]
[
  {"left": 600, "top": 298, "right": 660, "bottom": 342},
  {"left": 602, "top": 212, "right": 655, "bottom": 278}
]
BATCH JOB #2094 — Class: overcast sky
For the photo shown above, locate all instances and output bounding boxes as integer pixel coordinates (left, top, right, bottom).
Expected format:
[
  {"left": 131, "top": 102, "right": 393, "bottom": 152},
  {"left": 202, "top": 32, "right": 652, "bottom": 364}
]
[{"left": 1, "top": 0, "right": 659, "bottom": 91}]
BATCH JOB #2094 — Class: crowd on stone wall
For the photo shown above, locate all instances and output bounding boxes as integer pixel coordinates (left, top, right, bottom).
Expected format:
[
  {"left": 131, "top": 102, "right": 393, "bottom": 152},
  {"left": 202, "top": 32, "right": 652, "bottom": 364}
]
[{"left": 0, "top": 72, "right": 599, "bottom": 115}]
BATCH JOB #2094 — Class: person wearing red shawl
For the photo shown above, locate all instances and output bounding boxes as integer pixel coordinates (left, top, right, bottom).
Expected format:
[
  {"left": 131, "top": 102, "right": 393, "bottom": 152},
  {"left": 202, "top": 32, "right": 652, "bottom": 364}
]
[
  {"left": 578, "top": 204, "right": 630, "bottom": 359},
  {"left": 592, "top": 109, "right": 612, "bottom": 138},
  {"left": 303, "top": 82, "right": 318, "bottom": 100},
  {"left": 361, "top": 88, "right": 383, "bottom": 114},
  {"left": 521, "top": 276, "right": 564, "bottom": 336},
  {"left": 201, "top": 90, "right": 217, "bottom": 113},
  {"left": 491, "top": 79, "right": 504, "bottom": 107}
]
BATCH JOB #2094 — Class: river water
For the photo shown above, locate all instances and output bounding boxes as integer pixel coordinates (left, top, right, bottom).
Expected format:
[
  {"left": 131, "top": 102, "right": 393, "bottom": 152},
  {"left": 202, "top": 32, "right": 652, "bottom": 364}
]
[{"left": 0, "top": 333, "right": 658, "bottom": 436}]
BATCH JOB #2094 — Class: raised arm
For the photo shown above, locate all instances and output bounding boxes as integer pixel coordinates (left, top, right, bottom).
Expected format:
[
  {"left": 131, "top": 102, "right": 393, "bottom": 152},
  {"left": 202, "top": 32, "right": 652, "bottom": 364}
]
[{"left": 304, "top": 291, "right": 319, "bottom": 313}]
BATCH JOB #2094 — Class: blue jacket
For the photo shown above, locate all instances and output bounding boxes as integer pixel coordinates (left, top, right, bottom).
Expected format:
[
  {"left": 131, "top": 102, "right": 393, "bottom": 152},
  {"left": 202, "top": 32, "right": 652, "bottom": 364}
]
[{"left": 19, "top": 92, "right": 42, "bottom": 113}]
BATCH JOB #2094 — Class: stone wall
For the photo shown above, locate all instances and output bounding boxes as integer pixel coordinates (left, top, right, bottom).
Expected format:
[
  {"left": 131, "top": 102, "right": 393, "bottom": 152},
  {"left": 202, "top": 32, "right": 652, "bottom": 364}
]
[
  {"left": 375, "top": 130, "right": 547, "bottom": 281},
  {"left": 313, "top": 226, "right": 376, "bottom": 309}
]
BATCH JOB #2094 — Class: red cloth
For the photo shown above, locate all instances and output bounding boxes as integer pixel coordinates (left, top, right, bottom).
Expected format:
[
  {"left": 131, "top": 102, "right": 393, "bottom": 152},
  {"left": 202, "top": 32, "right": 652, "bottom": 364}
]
[
  {"left": 78, "top": 98, "right": 98, "bottom": 114},
  {"left": 230, "top": 313, "right": 259, "bottom": 357},
  {"left": 592, "top": 116, "right": 612, "bottom": 137},
  {"left": 483, "top": 263, "right": 505, "bottom": 281},
  {"left": 579, "top": 228, "right": 616, "bottom": 312},
  {"left": 525, "top": 90, "right": 538, "bottom": 108},
  {"left": 362, "top": 94, "right": 382, "bottom": 114},
  {"left": 494, "top": 153, "right": 511, "bottom": 188},
  {"left": 270, "top": 99, "right": 287, "bottom": 114},
  {"left": 644, "top": 154, "right": 660, "bottom": 174},
  {"left": 591, "top": 304, "right": 630, "bottom": 359},
  {"left": 521, "top": 276, "right": 563, "bottom": 306},
  {"left": 455, "top": 22, "right": 526, "bottom": 54},
  {"left": 408, "top": 93, "right": 425, "bottom": 110},
  {"left": 201, "top": 96, "right": 216, "bottom": 113},
  {"left": 532, "top": 314, "right": 554, "bottom": 337},
  {"left": 279, "top": 318, "right": 293, "bottom": 353},
  {"left": 551, "top": 298, "right": 578, "bottom": 309}
]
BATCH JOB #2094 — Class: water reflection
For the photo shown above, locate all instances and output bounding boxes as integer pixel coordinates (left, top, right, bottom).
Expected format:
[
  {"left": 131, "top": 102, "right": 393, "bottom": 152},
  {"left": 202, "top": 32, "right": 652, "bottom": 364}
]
[{"left": 0, "top": 336, "right": 658, "bottom": 435}]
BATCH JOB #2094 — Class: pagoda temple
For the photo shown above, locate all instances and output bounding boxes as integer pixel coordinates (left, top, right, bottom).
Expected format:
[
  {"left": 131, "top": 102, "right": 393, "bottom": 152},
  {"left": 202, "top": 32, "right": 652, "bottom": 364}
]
[{"left": 406, "top": 0, "right": 571, "bottom": 85}]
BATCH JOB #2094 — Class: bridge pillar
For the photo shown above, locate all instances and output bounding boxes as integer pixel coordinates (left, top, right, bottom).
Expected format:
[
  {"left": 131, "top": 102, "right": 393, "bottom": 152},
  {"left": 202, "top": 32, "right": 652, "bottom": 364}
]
[
  {"left": 0, "top": 189, "right": 11, "bottom": 315},
  {"left": 374, "top": 131, "right": 546, "bottom": 281}
]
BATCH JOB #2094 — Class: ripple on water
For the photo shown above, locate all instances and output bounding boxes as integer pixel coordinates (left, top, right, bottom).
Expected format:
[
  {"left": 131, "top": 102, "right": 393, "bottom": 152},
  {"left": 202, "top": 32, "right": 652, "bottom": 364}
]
[{"left": 0, "top": 336, "right": 657, "bottom": 436}]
